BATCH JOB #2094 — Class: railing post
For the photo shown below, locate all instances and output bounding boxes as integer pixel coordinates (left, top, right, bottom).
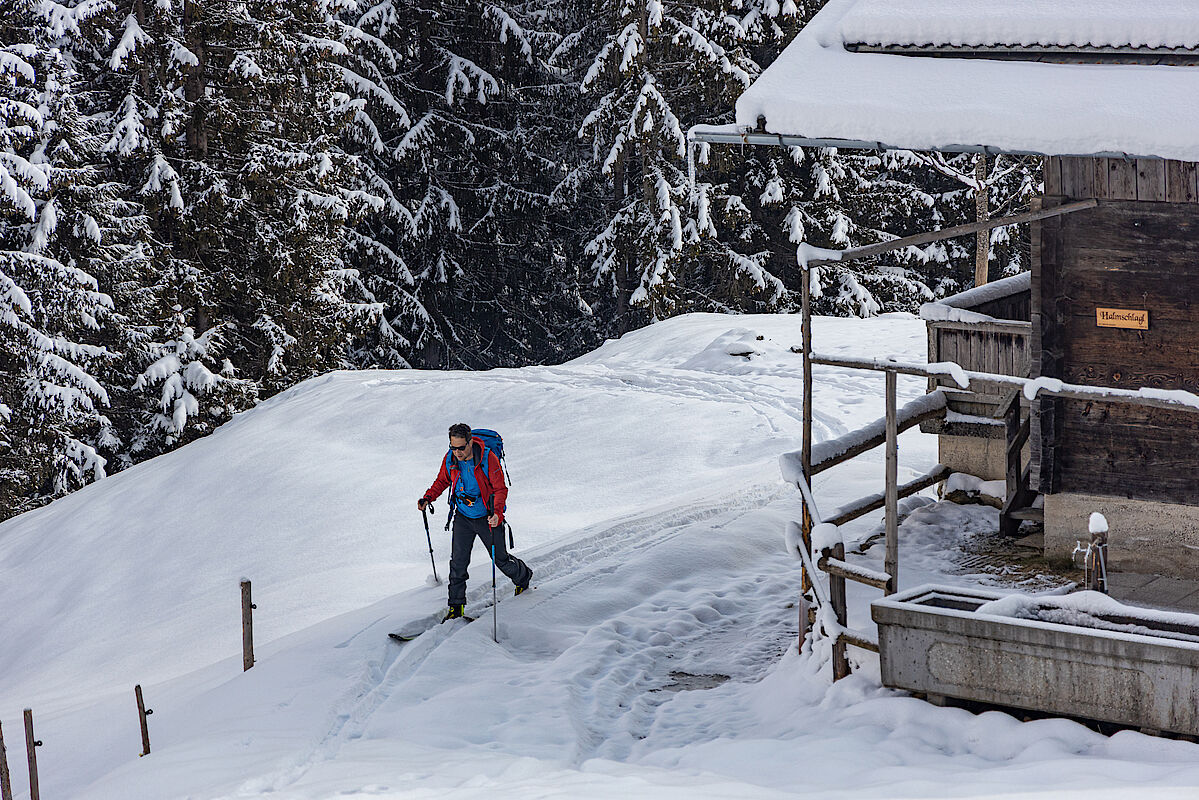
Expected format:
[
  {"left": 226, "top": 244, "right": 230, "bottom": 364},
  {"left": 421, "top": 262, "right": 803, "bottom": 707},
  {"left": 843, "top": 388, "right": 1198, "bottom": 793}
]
[
  {"left": 0, "top": 718, "right": 13, "bottom": 800},
  {"left": 828, "top": 544, "right": 851, "bottom": 680},
  {"left": 241, "top": 580, "right": 255, "bottom": 671},
  {"left": 885, "top": 370, "right": 899, "bottom": 595},
  {"left": 1000, "top": 390, "right": 1024, "bottom": 537},
  {"left": 23, "top": 710, "right": 39, "bottom": 800},
  {"left": 800, "top": 259, "right": 814, "bottom": 602}
]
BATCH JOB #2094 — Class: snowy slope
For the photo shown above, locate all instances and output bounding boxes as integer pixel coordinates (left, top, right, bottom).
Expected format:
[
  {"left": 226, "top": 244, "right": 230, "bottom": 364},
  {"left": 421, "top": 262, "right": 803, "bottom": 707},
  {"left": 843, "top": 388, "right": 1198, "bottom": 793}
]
[{"left": 3, "top": 312, "right": 1199, "bottom": 799}]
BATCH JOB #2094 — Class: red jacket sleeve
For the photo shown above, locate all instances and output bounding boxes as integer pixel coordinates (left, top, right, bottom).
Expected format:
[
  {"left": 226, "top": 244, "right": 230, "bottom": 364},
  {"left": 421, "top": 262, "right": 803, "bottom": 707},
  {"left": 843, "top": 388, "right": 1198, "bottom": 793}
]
[
  {"left": 424, "top": 457, "right": 451, "bottom": 502},
  {"left": 486, "top": 450, "right": 508, "bottom": 524}
]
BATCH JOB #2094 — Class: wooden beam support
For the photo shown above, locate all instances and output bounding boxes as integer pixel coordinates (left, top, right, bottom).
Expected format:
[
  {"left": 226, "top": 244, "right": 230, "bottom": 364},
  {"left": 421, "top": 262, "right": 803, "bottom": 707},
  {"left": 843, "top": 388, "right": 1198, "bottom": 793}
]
[{"left": 804, "top": 199, "right": 1098, "bottom": 267}]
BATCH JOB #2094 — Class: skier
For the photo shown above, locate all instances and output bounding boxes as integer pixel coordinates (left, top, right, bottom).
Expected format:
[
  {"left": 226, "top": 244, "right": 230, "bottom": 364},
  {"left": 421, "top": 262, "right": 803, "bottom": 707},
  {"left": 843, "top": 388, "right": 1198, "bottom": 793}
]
[{"left": 418, "top": 423, "right": 532, "bottom": 619}]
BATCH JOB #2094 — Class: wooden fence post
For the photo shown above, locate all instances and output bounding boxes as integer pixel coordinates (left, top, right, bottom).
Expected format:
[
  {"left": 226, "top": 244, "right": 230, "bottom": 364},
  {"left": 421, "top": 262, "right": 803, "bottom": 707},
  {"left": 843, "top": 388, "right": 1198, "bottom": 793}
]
[
  {"left": 23, "top": 710, "right": 40, "bottom": 800},
  {"left": 0, "top": 719, "right": 13, "bottom": 800},
  {"left": 885, "top": 369, "right": 899, "bottom": 595},
  {"left": 828, "top": 544, "right": 851, "bottom": 680},
  {"left": 241, "top": 580, "right": 255, "bottom": 671},
  {"left": 797, "top": 594, "right": 810, "bottom": 653},
  {"left": 135, "top": 685, "right": 152, "bottom": 756}
]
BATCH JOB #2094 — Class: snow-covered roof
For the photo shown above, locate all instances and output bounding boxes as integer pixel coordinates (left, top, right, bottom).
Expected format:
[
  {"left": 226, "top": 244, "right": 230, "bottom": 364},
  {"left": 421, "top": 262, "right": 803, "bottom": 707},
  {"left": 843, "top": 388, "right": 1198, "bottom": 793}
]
[
  {"left": 839, "top": 0, "right": 1199, "bottom": 51},
  {"left": 723, "top": 0, "right": 1199, "bottom": 161}
]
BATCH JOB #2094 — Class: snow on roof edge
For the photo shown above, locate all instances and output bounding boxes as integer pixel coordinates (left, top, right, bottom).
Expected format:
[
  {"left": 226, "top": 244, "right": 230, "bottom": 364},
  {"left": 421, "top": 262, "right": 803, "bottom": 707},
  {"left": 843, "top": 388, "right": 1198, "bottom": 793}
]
[{"left": 730, "top": 0, "right": 1199, "bottom": 163}]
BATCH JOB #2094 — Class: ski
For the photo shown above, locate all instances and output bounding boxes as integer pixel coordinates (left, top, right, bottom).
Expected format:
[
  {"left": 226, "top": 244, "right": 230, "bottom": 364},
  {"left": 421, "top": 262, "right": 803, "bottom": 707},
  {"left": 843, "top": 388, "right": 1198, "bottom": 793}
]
[
  {"left": 387, "top": 586, "right": 533, "bottom": 643},
  {"left": 388, "top": 614, "right": 475, "bottom": 642}
]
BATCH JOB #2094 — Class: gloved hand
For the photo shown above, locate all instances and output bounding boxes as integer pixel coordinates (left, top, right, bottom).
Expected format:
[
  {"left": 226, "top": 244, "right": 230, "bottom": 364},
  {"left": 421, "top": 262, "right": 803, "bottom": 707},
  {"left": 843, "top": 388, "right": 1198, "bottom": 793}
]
[{"left": 417, "top": 497, "right": 430, "bottom": 511}]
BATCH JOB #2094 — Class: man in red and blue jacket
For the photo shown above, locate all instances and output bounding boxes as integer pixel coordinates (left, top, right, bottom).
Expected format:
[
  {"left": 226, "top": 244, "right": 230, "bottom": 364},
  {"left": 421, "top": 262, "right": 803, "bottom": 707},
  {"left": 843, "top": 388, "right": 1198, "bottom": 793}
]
[{"left": 418, "top": 423, "right": 532, "bottom": 619}]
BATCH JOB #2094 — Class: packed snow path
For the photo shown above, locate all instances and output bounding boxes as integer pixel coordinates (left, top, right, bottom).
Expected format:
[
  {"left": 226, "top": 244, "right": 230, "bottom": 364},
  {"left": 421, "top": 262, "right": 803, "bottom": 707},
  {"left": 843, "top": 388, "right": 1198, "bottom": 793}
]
[{"left": 4, "top": 313, "right": 1199, "bottom": 799}]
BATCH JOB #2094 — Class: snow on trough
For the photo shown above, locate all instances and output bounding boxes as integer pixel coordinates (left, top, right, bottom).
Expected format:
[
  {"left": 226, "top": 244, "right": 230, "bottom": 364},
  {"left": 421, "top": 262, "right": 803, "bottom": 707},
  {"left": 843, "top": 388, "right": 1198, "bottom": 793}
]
[{"left": 3, "top": 312, "right": 1199, "bottom": 799}]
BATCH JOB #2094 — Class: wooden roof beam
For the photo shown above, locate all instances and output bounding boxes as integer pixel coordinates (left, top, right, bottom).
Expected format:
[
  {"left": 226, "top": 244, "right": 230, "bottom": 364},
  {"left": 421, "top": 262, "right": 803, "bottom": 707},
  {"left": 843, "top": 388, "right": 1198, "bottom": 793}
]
[{"left": 802, "top": 198, "right": 1098, "bottom": 267}]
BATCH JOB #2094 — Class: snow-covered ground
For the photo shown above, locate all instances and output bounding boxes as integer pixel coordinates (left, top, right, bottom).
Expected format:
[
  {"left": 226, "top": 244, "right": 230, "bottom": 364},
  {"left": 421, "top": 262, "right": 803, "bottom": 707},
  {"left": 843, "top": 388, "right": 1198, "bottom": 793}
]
[{"left": 3, "top": 312, "right": 1199, "bottom": 799}]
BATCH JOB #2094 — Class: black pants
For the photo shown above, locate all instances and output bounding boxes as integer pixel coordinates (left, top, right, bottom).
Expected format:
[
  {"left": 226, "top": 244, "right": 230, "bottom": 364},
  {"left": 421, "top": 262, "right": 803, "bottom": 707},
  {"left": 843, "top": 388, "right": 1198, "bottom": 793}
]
[{"left": 448, "top": 513, "right": 531, "bottom": 606}]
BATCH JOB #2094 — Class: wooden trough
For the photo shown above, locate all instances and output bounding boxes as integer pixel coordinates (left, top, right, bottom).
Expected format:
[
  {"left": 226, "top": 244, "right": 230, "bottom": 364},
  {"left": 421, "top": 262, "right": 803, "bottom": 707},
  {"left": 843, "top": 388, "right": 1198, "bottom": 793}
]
[{"left": 873, "top": 584, "right": 1199, "bottom": 736}]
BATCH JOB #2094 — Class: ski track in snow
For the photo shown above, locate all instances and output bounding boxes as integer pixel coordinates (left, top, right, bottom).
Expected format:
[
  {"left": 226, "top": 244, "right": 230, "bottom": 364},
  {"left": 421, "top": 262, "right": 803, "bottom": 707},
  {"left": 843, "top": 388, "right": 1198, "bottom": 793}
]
[
  {"left": 264, "top": 483, "right": 796, "bottom": 791},
  {"left": 25, "top": 315, "right": 1185, "bottom": 799}
]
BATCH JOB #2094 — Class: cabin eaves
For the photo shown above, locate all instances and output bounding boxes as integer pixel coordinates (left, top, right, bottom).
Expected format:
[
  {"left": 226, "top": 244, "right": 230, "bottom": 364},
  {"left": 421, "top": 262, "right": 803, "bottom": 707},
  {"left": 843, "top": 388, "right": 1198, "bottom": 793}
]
[{"left": 694, "top": 0, "right": 1199, "bottom": 162}]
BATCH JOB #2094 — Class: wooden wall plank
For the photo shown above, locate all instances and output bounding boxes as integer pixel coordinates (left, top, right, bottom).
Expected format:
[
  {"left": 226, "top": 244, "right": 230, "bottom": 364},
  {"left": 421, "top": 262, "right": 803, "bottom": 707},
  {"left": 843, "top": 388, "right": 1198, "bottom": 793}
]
[
  {"left": 1091, "top": 157, "right": 1110, "bottom": 199},
  {"left": 1136, "top": 158, "right": 1168, "bottom": 201},
  {"left": 1165, "top": 161, "right": 1190, "bottom": 202},
  {"left": 1108, "top": 158, "right": 1138, "bottom": 200},
  {"left": 1060, "top": 157, "right": 1094, "bottom": 198},
  {"left": 1043, "top": 156, "right": 1062, "bottom": 196}
]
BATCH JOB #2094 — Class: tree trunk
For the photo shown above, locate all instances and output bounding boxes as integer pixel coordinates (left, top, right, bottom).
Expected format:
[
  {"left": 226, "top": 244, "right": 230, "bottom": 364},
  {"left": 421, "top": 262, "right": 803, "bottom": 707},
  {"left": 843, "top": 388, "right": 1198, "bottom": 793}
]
[{"left": 183, "top": 0, "right": 208, "bottom": 159}]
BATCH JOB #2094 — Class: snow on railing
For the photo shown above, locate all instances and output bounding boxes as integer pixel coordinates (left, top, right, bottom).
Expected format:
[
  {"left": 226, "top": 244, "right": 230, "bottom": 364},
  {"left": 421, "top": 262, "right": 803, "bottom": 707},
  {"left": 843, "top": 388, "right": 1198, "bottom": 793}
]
[
  {"left": 813, "top": 353, "right": 1199, "bottom": 414},
  {"left": 780, "top": 389, "right": 948, "bottom": 482}
]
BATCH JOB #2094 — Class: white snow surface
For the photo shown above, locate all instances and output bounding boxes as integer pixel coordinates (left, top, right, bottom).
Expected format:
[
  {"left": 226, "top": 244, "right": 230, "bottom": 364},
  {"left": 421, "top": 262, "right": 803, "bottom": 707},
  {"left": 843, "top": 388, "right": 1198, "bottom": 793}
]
[
  {"left": 4, "top": 312, "right": 1199, "bottom": 799},
  {"left": 838, "top": 0, "right": 1199, "bottom": 50},
  {"left": 732, "top": 0, "right": 1199, "bottom": 161}
]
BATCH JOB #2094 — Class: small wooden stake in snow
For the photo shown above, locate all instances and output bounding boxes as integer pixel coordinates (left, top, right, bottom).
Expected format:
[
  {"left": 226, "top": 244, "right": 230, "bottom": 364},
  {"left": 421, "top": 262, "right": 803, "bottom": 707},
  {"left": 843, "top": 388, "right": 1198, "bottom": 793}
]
[
  {"left": 0, "top": 718, "right": 14, "bottom": 800},
  {"left": 135, "top": 685, "right": 152, "bottom": 756},
  {"left": 241, "top": 579, "right": 255, "bottom": 671},
  {"left": 23, "top": 710, "right": 40, "bottom": 800}
]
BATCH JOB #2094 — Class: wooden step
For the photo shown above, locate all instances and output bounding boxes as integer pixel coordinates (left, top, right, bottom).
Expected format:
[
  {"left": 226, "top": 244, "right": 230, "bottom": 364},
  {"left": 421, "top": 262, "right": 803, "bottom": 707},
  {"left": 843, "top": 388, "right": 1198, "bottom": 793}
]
[{"left": 1005, "top": 507, "right": 1044, "bottom": 522}]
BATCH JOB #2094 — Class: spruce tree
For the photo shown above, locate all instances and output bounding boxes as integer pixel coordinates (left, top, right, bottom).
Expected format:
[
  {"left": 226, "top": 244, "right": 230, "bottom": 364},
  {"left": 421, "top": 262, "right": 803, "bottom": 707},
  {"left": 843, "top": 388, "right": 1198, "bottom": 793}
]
[
  {"left": 1, "top": 0, "right": 113, "bottom": 516},
  {"left": 578, "top": 0, "right": 800, "bottom": 332},
  {"left": 341, "top": 0, "right": 596, "bottom": 369}
]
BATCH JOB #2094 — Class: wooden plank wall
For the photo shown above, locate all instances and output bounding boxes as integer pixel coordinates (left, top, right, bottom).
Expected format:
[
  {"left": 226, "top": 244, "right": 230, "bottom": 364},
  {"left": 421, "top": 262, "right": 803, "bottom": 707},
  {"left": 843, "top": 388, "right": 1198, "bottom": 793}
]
[
  {"left": 1034, "top": 162, "right": 1199, "bottom": 502},
  {"left": 1048, "top": 156, "right": 1199, "bottom": 203},
  {"left": 931, "top": 322, "right": 1030, "bottom": 378}
]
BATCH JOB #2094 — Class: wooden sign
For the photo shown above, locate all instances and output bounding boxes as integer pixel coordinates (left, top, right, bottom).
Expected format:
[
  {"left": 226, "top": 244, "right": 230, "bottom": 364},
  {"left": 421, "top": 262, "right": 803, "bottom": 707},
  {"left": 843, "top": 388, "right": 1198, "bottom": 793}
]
[{"left": 1096, "top": 308, "right": 1149, "bottom": 330}]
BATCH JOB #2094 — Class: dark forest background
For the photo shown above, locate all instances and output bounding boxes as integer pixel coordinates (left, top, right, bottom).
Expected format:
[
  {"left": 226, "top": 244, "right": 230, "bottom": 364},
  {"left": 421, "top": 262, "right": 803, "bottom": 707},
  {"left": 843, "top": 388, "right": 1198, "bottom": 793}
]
[{"left": 1, "top": 0, "right": 1038, "bottom": 518}]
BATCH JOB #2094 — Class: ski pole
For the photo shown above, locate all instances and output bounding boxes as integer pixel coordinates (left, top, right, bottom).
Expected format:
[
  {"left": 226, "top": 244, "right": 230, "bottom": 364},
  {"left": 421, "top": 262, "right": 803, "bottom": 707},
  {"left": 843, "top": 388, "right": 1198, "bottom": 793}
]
[
  {"left": 487, "top": 497, "right": 498, "bottom": 643},
  {"left": 421, "top": 503, "right": 439, "bottom": 584},
  {"left": 491, "top": 542, "right": 498, "bottom": 643}
]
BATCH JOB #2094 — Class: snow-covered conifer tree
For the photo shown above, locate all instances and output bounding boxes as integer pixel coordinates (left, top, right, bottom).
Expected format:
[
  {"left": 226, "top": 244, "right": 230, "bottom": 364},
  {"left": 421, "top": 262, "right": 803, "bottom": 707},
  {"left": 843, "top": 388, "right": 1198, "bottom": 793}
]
[
  {"left": 340, "top": 0, "right": 595, "bottom": 368},
  {"left": 1, "top": 0, "right": 114, "bottom": 516},
  {"left": 578, "top": 0, "right": 799, "bottom": 331}
]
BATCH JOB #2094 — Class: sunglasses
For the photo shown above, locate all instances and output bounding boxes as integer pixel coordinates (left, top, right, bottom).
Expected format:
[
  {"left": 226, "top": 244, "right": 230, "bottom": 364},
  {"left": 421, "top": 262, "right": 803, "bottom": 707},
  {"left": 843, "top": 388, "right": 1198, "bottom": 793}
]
[{"left": 450, "top": 443, "right": 470, "bottom": 452}]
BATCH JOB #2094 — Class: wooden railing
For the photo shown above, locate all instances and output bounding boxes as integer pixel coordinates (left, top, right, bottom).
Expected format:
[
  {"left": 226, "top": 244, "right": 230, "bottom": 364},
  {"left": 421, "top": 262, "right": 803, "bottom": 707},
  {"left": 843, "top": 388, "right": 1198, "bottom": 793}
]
[
  {"left": 787, "top": 353, "right": 1199, "bottom": 680},
  {"left": 783, "top": 362, "right": 953, "bottom": 679}
]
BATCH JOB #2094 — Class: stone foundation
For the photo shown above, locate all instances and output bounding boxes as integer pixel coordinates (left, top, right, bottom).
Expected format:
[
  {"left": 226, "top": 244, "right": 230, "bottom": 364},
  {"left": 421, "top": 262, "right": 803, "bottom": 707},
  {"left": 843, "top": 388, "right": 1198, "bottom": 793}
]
[{"left": 1044, "top": 492, "right": 1199, "bottom": 576}]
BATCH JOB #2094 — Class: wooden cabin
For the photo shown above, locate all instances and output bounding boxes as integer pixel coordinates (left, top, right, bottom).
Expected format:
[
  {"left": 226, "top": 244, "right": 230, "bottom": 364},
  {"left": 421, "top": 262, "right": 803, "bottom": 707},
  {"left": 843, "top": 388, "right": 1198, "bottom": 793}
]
[{"left": 695, "top": 0, "right": 1199, "bottom": 581}]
